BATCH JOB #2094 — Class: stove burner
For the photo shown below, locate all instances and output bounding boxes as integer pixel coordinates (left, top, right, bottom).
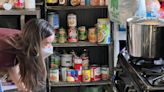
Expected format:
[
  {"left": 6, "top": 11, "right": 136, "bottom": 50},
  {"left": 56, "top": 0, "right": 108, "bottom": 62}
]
[{"left": 131, "top": 59, "right": 164, "bottom": 86}]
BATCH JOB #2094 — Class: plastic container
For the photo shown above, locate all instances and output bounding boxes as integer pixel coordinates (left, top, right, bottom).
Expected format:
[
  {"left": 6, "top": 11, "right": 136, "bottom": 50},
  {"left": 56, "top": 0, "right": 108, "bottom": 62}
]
[{"left": 25, "top": 0, "right": 36, "bottom": 9}]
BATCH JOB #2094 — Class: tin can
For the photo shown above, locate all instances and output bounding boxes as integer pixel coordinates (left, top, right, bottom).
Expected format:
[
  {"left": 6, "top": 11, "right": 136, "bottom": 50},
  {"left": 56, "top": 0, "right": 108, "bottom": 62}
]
[
  {"left": 78, "top": 26, "right": 87, "bottom": 41},
  {"left": 88, "top": 27, "right": 97, "bottom": 43},
  {"left": 90, "top": 65, "right": 101, "bottom": 81},
  {"left": 50, "top": 68, "right": 59, "bottom": 82},
  {"left": 67, "top": 14, "right": 77, "bottom": 27},
  {"left": 101, "top": 65, "right": 109, "bottom": 80},
  {"left": 58, "top": 28, "right": 67, "bottom": 43},
  {"left": 74, "top": 58, "right": 82, "bottom": 82},
  {"left": 82, "top": 69, "right": 91, "bottom": 82},
  {"left": 68, "top": 27, "right": 78, "bottom": 43},
  {"left": 59, "top": 0, "right": 67, "bottom": 5},
  {"left": 48, "top": 13, "right": 59, "bottom": 29},
  {"left": 80, "top": 0, "right": 85, "bottom": 5},
  {"left": 51, "top": 54, "right": 60, "bottom": 68},
  {"left": 85, "top": 0, "right": 90, "bottom": 5},
  {"left": 47, "top": 0, "right": 58, "bottom": 5},
  {"left": 99, "top": 0, "right": 104, "bottom": 6},
  {"left": 61, "top": 54, "right": 73, "bottom": 67},
  {"left": 61, "top": 67, "right": 69, "bottom": 81},
  {"left": 90, "top": 0, "right": 100, "bottom": 6},
  {"left": 67, "top": 69, "right": 77, "bottom": 82},
  {"left": 105, "top": 0, "right": 108, "bottom": 6}
]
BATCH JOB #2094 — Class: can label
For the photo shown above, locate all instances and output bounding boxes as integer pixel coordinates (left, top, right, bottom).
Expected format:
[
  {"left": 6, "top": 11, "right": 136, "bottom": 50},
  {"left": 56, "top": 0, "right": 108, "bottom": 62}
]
[
  {"left": 105, "top": 0, "right": 108, "bottom": 6},
  {"left": 90, "top": 65, "right": 101, "bottom": 81},
  {"left": 99, "top": 0, "right": 104, "bottom": 6},
  {"left": 74, "top": 63, "right": 82, "bottom": 82},
  {"left": 50, "top": 68, "right": 59, "bottom": 82},
  {"left": 48, "top": 13, "right": 59, "bottom": 29},
  {"left": 101, "top": 66, "right": 109, "bottom": 80},
  {"left": 80, "top": 0, "right": 85, "bottom": 5},
  {"left": 67, "top": 14, "right": 77, "bottom": 27},
  {"left": 61, "top": 67, "right": 69, "bottom": 81},
  {"left": 82, "top": 69, "right": 91, "bottom": 82},
  {"left": 67, "top": 69, "right": 78, "bottom": 82}
]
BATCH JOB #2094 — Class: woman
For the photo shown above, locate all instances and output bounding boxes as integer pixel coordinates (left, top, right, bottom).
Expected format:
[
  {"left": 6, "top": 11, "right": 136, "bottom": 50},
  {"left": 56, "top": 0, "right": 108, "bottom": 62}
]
[{"left": 0, "top": 18, "right": 55, "bottom": 91}]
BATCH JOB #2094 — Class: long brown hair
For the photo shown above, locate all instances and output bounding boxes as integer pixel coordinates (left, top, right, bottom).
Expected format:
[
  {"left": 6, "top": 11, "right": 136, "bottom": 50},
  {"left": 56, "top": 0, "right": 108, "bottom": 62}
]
[{"left": 16, "top": 19, "right": 54, "bottom": 91}]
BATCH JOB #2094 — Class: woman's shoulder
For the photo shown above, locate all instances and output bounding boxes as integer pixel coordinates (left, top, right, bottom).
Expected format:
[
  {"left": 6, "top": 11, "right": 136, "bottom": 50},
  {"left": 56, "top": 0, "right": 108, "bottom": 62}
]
[
  {"left": 0, "top": 28, "right": 21, "bottom": 50},
  {"left": 0, "top": 28, "right": 20, "bottom": 37}
]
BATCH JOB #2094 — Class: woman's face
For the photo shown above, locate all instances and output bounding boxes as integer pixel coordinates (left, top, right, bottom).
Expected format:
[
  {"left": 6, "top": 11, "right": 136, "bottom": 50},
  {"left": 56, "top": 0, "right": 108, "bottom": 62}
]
[{"left": 41, "top": 34, "right": 55, "bottom": 48}]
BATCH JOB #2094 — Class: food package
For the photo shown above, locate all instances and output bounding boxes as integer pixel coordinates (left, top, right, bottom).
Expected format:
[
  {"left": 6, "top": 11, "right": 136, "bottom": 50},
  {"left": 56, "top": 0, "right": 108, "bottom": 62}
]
[
  {"left": 90, "top": 0, "right": 100, "bottom": 6},
  {"left": 145, "top": 0, "right": 160, "bottom": 17},
  {"left": 109, "top": 0, "right": 137, "bottom": 24},
  {"left": 97, "top": 18, "right": 110, "bottom": 44}
]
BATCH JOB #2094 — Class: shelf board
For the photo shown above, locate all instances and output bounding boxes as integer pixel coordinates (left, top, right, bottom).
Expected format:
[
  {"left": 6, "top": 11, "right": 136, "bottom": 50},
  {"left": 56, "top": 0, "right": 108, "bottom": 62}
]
[
  {"left": 52, "top": 41, "right": 110, "bottom": 47},
  {"left": 0, "top": 9, "right": 40, "bottom": 15},
  {"left": 50, "top": 80, "right": 111, "bottom": 87},
  {"left": 46, "top": 5, "right": 108, "bottom": 10}
]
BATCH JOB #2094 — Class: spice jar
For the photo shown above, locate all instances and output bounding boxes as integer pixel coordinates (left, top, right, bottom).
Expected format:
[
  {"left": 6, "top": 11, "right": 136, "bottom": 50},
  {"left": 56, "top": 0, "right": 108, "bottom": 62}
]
[{"left": 88, "top": 27, "right": 97, "bottom": 43}]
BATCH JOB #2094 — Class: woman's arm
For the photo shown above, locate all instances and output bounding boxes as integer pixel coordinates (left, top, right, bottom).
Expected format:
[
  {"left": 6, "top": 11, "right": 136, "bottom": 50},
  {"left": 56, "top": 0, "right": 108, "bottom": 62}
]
[{"left": 7, "top": 64, "right": 28, "bottom": 92}]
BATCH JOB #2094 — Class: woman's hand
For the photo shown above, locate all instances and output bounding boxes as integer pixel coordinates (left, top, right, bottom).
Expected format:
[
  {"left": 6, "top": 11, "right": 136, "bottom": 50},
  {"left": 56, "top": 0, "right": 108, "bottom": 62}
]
[{"left": 7, "top": 64, "right": 29, "bottom": 92}]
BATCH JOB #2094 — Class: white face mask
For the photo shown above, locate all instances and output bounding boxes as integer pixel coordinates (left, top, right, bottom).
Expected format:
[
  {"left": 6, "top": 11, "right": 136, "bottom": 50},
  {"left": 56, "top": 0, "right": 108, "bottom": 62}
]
[{"left": 42, "top": 46, "right": 53, "bottom": 59}]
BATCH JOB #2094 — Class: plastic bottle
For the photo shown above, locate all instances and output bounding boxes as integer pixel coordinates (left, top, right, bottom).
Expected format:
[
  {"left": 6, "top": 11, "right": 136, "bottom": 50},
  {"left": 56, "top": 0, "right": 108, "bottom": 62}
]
[{"left": 135, "top": 0, "right": 147, "bottom": 17}]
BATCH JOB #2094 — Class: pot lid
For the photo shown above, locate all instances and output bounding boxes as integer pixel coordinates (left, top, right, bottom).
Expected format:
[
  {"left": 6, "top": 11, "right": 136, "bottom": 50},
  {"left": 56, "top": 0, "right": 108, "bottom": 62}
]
[{"left": 127, "top": 17, "right": 164, "bottom": 26}]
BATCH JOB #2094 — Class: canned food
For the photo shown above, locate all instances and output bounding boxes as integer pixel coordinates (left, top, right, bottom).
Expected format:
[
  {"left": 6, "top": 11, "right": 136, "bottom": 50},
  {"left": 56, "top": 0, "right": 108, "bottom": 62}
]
[
  {"left": 101, "top": 65, "right": 109, "bottom": 80},
  {"left": 67, "top": 14, "right": 77, "bottom": 27},
  {"left": 105, "top": 0, "right": 108, "bottom": 6},
  {"left": 82, "top": 69, "right": 91, "bottom": 82},
  {"left": 68, "top": 27, "right": 78, "bottom": 43},
  {"left": 88, "top": 27, "right": 97, "bottom": 43},
  {"left": 99, "top": 0, "right": 104, "bottom": 6},
  {"left": 80, "top": 0, "right": 85, "bottom": 5},
  {"left": 58, "top": 28, "right": 67, "bottom": 43},
  {"left": 78, "top": 26, "right": 87, "bottom": 41},
  {"left": 61, "top": 67, "right": 69, "bottom": 81},
  {"left": 48, "top": 13, "right": 59, "bottom": 29},
  {"left": 74, "top": 58, "right": 82, "bottom": 82},
  {"left": 51, "top": 54, "right": 60, "bottom": 68},
  {"left": 50, "top": 68, "right": 59, "bottom": 82},
  {"left": 59, "top": 0, "right": 67, "bottom": 5},
  {"left": 85, "top": 0, "right": 90, "bottom": 5},
  {"left": 90, "top": 0, "right": 100, "bottom": 6},
  {"left": 61, "top": 54, "right": 73, "bottom": 67},
  {"left": 90, "top": 65, "right": 101, "bottom": 81},
  {"left": 67, "top": 69, "right": 78, "bottom": 82}
]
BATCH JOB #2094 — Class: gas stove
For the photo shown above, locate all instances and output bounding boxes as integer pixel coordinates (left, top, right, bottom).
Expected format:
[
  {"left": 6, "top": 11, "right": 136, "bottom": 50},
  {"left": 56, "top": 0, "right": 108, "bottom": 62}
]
[{"left": 114, "top": 51, "right": 164, "bottom": 92}]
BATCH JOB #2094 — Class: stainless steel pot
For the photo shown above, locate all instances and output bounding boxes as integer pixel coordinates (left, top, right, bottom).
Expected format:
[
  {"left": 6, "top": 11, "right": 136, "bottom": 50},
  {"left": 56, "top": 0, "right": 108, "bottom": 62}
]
[{"left": 127, "top": 17, "right": 164, "bottom": 59}]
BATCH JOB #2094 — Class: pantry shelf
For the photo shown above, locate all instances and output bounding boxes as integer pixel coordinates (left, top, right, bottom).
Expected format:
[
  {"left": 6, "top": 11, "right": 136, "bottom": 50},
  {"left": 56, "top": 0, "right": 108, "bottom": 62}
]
[
  {"left": 0, "top": 9, "right": 40, "bottom": 16},
  {"left": 50, "top": 80, "right": 111, "bottom": 87},
  {"left": 46, "top": 6, "right": 108, "bottom": 10},
  {"left": 52, "top": 41, "right": 110, "bottom": 47}
]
